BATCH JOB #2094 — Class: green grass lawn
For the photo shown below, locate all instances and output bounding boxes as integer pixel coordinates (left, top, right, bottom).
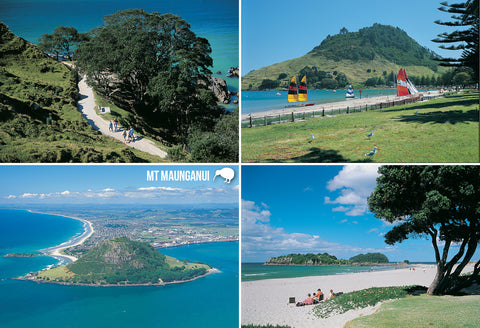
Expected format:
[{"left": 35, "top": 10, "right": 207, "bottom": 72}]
[
  {"left": 345, "top": 294, "right": 480, "bottom": 328},
  {"left": 241, "top": 92, "right": 479, "bottom": 162}
]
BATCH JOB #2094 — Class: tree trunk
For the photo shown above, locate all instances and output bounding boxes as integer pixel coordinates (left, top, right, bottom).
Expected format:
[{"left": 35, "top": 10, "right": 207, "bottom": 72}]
[{"left": 427, "top": 264, "right": 447, "bottom": 295}]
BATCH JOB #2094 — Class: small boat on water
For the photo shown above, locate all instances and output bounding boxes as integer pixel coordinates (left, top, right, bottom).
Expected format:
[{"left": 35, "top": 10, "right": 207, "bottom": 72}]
[{"left": 346, "top": 85, "right": 355, "bottom": 98}]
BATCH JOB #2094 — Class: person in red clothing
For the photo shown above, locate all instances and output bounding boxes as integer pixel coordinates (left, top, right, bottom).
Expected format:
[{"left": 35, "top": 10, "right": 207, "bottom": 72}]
[{"left": 314, "top": 289, "right": 323, "bottom": 302}]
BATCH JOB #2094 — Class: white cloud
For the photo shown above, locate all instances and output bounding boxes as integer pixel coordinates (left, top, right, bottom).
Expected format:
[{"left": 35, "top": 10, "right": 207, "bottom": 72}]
[
  {"left": 61, "top": 190, "right": 70, "bottom": 195},
  {"left": 325, "top": 165, "right": 380, "bottom": 216},
  {"left": 242, "top": 200, "right": 389, "bottom": 262}
]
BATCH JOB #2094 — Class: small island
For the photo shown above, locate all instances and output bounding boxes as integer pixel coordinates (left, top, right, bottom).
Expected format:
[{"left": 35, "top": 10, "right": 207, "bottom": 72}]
[
  {"left": 28, "top": 237, "right": 213, "bottom": 286},
  {"left": 4, "top": 253, "right": 44, "bottom": 258},
  {"left": 264, "top": 252, "right": 393, "bottom": 266}
]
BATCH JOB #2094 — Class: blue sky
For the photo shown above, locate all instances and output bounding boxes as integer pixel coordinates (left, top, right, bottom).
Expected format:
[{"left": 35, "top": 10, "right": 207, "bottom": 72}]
[
  {"left": 242, "top": 0, "right": 464, "bottom": 74},
  {"left": 241, "top": 165, "right": 479, "bottom": 263},
  {"left": 0, "top": 165, "right": 239, "bottom": 205}
]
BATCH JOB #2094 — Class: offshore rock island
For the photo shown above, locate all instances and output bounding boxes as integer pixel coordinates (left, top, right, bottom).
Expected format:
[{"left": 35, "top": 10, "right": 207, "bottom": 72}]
[
  {"left": 27, "top": 237, "right": 213, "bottom": 286},
  {"left": 264, "top": 252, "right": 395, "bottom": 266}
]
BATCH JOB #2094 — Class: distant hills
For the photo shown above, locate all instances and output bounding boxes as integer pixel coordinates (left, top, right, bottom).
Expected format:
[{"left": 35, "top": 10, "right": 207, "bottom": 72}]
[
  {"left": 36, "top": 237, "right": 211, "bottom": 285},
  {"left": 264, "top": 252, "right": 390, "bottom": 266},
  {"left": 243, "top": 24, "right": 447, "bottom": 90}
]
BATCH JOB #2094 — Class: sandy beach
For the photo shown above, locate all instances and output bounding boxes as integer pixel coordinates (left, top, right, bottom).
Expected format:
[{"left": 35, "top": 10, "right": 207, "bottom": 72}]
[
  {"left": 241, "top": 90, "right": 442, "bottom": 120},
  {"left": 37, "top": 214, "right": 94, "bottom": 264},
  {"left": 242, "top": 263, "right": 474, "bottom": 328}
]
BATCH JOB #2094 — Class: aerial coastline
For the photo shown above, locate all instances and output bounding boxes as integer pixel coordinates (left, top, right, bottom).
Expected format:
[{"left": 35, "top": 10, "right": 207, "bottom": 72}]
[{"left": 26, "top": 209, "right": 94, "bottom": 264}]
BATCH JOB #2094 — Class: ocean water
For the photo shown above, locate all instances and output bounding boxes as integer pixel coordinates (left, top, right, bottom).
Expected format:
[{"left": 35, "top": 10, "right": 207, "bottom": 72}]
[
  {"left": 0, "top": 0, "right": 239, "bottom": 93},
  {"left": 242, "top": 89, "right": 398, "bottom": 114},
  {"left": 0, "top": 209, "right": 239, "bottom": 328},
  {"left": 242, "top": 262, "right": 396, "bottom": 282}
]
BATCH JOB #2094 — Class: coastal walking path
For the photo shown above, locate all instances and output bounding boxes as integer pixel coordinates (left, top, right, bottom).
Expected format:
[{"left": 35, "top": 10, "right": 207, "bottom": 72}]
[{"left": 77, "top": 75, "right": 167, "bottom": 158}]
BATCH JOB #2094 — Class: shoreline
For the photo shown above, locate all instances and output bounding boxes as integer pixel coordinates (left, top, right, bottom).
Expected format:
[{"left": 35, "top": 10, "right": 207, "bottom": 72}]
[
  {"left": 242, "top": 263, "right": 474, "bottom": 328},
  {"left": 241, "top": 90, "right": 442, "bottom": 120},
  {"left": 26, "top": 209, "right": 94, "bottom": 264},
  {"left": 18, "top": 267, "right": 220, "bottom": 287}
]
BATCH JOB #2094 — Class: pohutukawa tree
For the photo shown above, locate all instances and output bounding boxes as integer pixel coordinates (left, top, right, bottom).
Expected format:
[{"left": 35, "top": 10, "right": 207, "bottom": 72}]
[
  {"left": 75, "top": 9, "right": 221, "bottom": 143},
  {"left": 38, "top": 26, "right": 87, "bottom": 61},
  {"left": 368, "top": 165, "right": 480, "bottom": 295}
]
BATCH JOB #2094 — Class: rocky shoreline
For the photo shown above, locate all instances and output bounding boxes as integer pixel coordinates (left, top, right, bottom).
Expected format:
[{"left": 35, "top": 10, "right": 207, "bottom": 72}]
[{"left": 16, "top": 268, "right": 220, "bottom": 287}]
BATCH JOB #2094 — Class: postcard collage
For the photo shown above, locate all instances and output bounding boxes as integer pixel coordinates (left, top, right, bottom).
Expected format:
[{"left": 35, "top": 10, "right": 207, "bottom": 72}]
[{"left": 0, "top": 0, "right": 479, "bottom": 327}]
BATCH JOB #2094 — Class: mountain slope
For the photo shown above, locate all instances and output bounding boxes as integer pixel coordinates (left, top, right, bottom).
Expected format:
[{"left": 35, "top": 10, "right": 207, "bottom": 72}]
[
  {"left": 0, "top": 22, "right": 161, "bottom": 162},
  {"left": 36, "top": 237, "right": 211, "bottom": 285},
  {"left": 243, "top": 24, "right": 447, "bottom": 90}
]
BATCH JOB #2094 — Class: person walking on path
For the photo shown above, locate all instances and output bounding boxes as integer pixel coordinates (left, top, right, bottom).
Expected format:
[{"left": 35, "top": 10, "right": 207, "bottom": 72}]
[
  {"left": 128, "top": 127, "right": 135, "bottom": 143},
  {"left": 122, "top": 129, "right": 127, "bottom": 143},
  {"left": 108, "top": 120, "right": 113, "bottom": 132},
  {"left": 113, "top": 118, "right": 118, "bottom": 132}
]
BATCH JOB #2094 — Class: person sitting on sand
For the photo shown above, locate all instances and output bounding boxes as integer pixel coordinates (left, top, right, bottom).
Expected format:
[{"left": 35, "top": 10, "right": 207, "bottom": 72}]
[
  {"left": 314, "top": 289, "right": 323, "bottom": 302},
  {"left": 296, "top": 293, "right": 313, "bottom": 307},
  {"left": 304, "top": 293, "right": 314, "bottom": 305},
  {"left": 325, "top": 289, "right": 335, "bottom": 301}
]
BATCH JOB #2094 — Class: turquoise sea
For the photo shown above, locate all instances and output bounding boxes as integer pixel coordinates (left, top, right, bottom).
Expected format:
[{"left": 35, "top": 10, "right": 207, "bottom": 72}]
[
  {"left": 0, "top": 0, "right": 239, "bottom": 94},
  {"left": 242, "top": 89, "right": 398, "bottom": 114},
  {"left": 0, "top": 209, "right": 239, "bottom": 328},
  {"left": 242, "top": 262, "right": 396, "bottom": 282}
]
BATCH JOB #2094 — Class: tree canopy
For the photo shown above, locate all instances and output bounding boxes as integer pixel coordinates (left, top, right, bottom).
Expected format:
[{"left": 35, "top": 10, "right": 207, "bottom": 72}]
[
  {"left": 38, "top": 26, "right": 87, "bottom": 61},
  {"left": 433, "top": 0, "right": 479, "bottom": 83},
  {"left": 368, "top": 166, "right": 480, "bottom": 295},
  {"left": 75, "top": 9, "right": 222, "bottom": 144}
]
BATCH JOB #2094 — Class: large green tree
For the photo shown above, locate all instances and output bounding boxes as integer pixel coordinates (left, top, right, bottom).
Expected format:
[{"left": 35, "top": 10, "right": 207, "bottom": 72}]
[
  {"left": 433, "top": 0, "right": 479, "bottom": 83},
  {"left": 75, "top": 9, "right": 221, "bottom": 143},
  {"left": 38, "top": 26, "right": 86, "bottom": 61},
  {"left": 368, "top": 166, "right": 480, "bottom": 295}
]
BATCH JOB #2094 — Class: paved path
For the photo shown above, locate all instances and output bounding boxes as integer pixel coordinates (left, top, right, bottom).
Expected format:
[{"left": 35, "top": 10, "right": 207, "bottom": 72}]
[{"left": 77, "top": 75, "right": 167, "bottom": 158}]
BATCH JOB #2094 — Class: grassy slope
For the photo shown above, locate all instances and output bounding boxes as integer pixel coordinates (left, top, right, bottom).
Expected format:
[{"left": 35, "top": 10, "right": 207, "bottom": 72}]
[
  {"left": 36, "top": 238, "right": 210, "bottom": 284},
  {"left": 345, "top": 294, "right": 480, "bottom": 328},
  {"left": 242, "top": 53, "right": 447, "bottom": 90},
  {"left": 241, "top": 92, "right": 479, "bottom": 163},
  {"left": 0, "top": 22, "right": 164, "bottom": 162}
]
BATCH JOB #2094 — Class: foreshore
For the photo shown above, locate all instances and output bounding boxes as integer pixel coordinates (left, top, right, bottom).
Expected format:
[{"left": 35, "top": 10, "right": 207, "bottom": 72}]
[
  {"left": 241, "top": 90, "right": 442, "bottom": 120},
  {"left": 27, "top": 210, "right": 94, "bottom": 264},
  {"left": 242, "top": 263, "right": 475, "bottom": 328}
]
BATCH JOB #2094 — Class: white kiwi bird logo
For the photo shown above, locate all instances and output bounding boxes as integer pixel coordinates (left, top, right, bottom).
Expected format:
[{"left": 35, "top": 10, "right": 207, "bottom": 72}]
[{"left": 213, "top": 168, "right": 235, "bottom": 184}]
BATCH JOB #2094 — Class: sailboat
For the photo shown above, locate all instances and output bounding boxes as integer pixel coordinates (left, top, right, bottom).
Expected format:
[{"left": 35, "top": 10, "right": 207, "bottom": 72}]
[
  {"left": 286, "top": 75, "right": 314, "bottom": 107},
  {"left": 346, "top": 85, "right": 355, "bottom": 98},
  {"left": 397, "top": 69, "right": 418, "bottom": 96},
  {"left": 288, "top": 76, "right": 298, "bottom": 102}
]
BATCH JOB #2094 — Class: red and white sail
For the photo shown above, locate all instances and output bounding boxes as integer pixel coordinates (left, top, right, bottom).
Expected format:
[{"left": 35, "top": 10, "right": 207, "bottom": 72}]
[{"left": 397, "top": 69, "right": 418, "bottom": 96}]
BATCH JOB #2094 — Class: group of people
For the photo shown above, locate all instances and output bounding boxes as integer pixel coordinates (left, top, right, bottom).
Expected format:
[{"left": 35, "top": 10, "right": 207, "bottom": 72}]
[
  {"left": 108, "top": 119, "right": 135, "bottom": 143},
  {"left": 296, "top": 289, "right": 337, "bottom": 307}
]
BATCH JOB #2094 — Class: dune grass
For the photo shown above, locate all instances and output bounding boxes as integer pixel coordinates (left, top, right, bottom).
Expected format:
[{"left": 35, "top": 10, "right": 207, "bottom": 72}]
[
  {"left": 241, "top": 92, "right": 479, "bottom": 163},
  {"left": 345, "top": 294, "right": 480, "bottom": 328}
]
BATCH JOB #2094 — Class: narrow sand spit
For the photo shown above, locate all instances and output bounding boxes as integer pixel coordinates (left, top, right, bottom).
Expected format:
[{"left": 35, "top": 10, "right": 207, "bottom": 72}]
[
  {"left": 241, "top": 90, "right": 442, "bottom": 120},
  {"left": 41, "top": 217, "right": 94, "bottom": 263},
  {"left": 76, "top": 75, "right": 167, "bottom": 158},
  {"left": 242, "top": 264, "right": 474, "bottom": 328}
]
